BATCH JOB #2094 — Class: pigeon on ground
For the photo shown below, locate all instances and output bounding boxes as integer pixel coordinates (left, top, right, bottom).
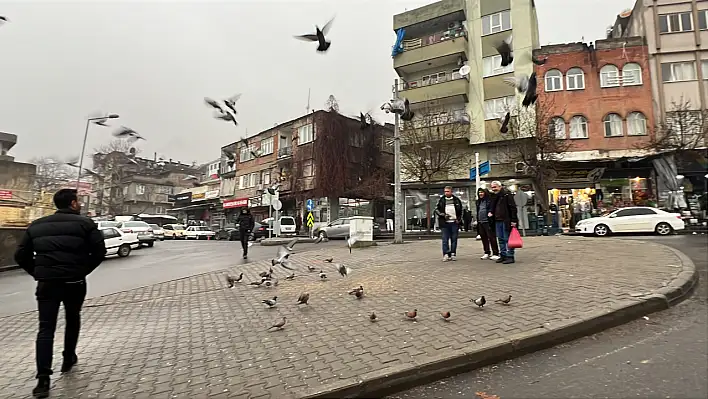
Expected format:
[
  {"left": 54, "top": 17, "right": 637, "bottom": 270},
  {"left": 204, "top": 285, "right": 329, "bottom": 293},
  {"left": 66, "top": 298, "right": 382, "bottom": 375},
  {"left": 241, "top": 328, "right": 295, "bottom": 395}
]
[
  {"left": 522, "top": 72, "right": 538, "bottom": 107},
  {"left": 263, "top": 278, "right": 278, "bottom": 288},
  {"left": 405, "top": 309, "right": 418, "bottom": 320},
  {"left": 369, "top": 312, "right": 377, "bottom": 322},
  {"left": 285, "top": 272, "right": 296, "bottom": 280},
  {"left": 499, "top": 112, "right": 511, "bottom": 134},
  {"left": 267, "top": 317, "right": 287, "bottom": 331},
  {"left": 495, "top": 35, "right": 514, "bottom": 66},
  {"left": 346, "top": 236, "right": 358, "bottom": 254},
  {"left": 319, "top": 270, "right": 327, "bottom": 280},
  {"left": 226, "top": 273, "right": 243, "bottom": 288},
  {"left": 335, "top": 263, "right": 351, "bottom": 277},
  {"left": 259, "top": 268, "right": 273, "bottom": 278},
  {"left": 307, "top": 264, "right": 317, "bottom": 272},
  {"left": 348, "top": 286, "right": 364, "bottom": 299},
  {"left": 471, "top": 296, "right": 486, "bottom": 308},
  {"left": 262, "top": 296, "right": 278, "bottom": 308},
  {"left": 348, "top": 286, "right": 363, "bottom": 295},
  {"left": 313, "top": 235, "right": 324, "bottom": 244},
  {"left": 324, "top": 258, "right": 333, "bottom": 263},
  {"left": 441, "top": 311, "right": 451, "bottom": 321},
  {"left": 249, "top": 280, "right": 264, "bottom": 286},
  {"left": 495, "top": 295, "right": 512, "bottom": 305},
  {"left": 272, "top": 238, "right": 298, "bottom": 269},
  {"left": 297, "top": 292, "right": 310, "bottom": 305},
  {"left": 294, "top": 17, "right": 335, "bottom": 52}
]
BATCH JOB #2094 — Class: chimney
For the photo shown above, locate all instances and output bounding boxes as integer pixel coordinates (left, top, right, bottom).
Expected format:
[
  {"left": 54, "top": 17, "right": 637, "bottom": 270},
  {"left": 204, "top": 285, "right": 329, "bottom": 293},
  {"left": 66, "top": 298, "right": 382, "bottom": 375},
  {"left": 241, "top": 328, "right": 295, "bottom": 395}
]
[
  {"left": 154, "top": 152, "right": 157, "bottom": 161},
  {"left": 169, "top": 158, "right": 172, "bottom": 163}
]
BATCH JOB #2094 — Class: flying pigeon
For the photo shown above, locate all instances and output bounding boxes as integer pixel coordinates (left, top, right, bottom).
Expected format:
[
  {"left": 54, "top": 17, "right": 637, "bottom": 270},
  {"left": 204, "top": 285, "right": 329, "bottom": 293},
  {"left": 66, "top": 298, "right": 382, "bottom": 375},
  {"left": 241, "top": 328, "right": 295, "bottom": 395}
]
[
  {"left": 215, "top": 112, "right": 236, "bottom": 122},
  {"left": 0, "top": 16, "right": 8, "bottom": 26},
  {"left": 334, "top": 263, "right": 351, "bottom": 277},
  {"left": 495, "top": 295, "right": 512, "bottom": 305},
  {"left": 267, "top": 317, "right": 287, "bottom": 331},
  {"left": 294, "top": 17, "right": 335, "bottom": 52},
  {"left": 296, "top": 292, "right": 310, "bottom": 305},
  {"left": 495, "top": 35, "right": 514, "bottom": 67},
  {"left": 521, "top": 72, "right": 538, "bottom": 107},
  {"left": 266, "top": 183, "right": 280, "bottom": 196},
  {"left": 400, "top": 98, "right": 415, "bottom": 121},
  {"left": 532, "top": 55, "right": 548, "bottom": 65},
  {"left": 224, "top": 94, "right": 241, "bottom": 114},
  {"left": 369, "top": 312, "right": 377, "bottom": 322},
  {"left": 441, "top": 311, "right": 451, "bottom": 321},
  {"left": 262, "top": 296, "right": 278, "bottom": 308},
  {"left": 272, "top": 238, "right": 298, "bottom": 269},
  {"left": 503, "top": 75, "right": 530, "bottom": 94},
  {"left": 499, "top": 112, "right": 511, "bottom": 134},
  {"left": 405, "top": 309, "right": 418, "bottom": 320},
  {"left": 471, "top": 296, "right": 486, "bottom": 308},
  {"left": 319, "top": 270, "right": 327, "bottom": 280},
  {"left": 204, "top": 97, "right": 224, "bottom": 112},
  {"left": 112, "top": 126, "right": 144, "bottom": 141}
]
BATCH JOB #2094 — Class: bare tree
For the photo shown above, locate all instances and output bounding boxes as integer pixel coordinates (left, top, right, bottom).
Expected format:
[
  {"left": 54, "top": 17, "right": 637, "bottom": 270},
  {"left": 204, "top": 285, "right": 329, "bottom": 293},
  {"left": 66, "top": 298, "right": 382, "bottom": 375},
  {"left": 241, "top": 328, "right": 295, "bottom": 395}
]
[
  {"left": 94, "top": 138, "right": 141, "bottom": 156},
  {"left": 497, "top": 97, "right": 571, "bottom": 221},
  {"left": 30, "top": 156, "right": 76, "bottom": 194},
  {"left": 644, "top": 99, "right": 707, "bottom": 156},
  {"left": 91, "top": 138, "right": 143, "bottom": 216},
  {"left": 399, "top": 105, "right": 472, "bottom": 231}
]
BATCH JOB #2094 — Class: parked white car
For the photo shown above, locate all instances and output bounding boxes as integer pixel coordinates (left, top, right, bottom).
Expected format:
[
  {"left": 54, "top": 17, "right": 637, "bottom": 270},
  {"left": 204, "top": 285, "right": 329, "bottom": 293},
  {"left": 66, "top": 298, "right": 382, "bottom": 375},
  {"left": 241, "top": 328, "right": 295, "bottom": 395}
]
[
  {"left": 100, "top": 227, "right": 140, "bottom": 258},
  {"left": 184, "top": 226, "right": 216, "bottom": 240},
  {"left": 148, "top": 224, "right": 165, "bottom": 241},
  {"left": 261, "top": 216, "right": 297, "bottom": 235},
  {"left": 575, "top": 206, "right": 685, "bottom": 236},
  {"left": 117, "top": 221, "right": 156, "bottom": 247}
]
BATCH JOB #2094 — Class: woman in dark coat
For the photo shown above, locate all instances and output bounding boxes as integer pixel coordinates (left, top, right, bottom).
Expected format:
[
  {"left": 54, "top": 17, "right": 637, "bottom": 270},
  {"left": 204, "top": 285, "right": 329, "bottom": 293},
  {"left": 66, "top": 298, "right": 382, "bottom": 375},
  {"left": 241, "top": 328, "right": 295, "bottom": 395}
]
[{"left": 475, "top": 188, "right": 500, "bottom": 260}]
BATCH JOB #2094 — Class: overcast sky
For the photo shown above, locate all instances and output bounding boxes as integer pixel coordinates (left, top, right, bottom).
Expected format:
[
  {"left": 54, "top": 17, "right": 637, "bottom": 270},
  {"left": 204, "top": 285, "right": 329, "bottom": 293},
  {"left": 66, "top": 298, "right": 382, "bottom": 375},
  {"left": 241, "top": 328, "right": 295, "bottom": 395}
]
[{"left": 0, "top": 0, "right": 636, "bottom": 165}]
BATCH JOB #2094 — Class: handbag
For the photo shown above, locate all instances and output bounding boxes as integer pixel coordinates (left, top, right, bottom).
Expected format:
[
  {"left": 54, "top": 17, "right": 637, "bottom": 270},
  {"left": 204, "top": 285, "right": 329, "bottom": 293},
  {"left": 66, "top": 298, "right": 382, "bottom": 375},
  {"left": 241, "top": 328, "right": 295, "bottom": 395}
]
[{"left": 508, "top": 227, "right": 523, "bottom": 249}]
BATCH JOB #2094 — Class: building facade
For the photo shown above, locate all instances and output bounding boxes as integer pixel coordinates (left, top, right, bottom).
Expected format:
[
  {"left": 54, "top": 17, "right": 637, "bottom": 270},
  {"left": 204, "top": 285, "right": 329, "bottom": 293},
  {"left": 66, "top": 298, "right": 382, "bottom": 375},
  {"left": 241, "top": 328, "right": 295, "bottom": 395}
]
[{"left": 0, "top": 132, "right": 37, "bottom": 225}]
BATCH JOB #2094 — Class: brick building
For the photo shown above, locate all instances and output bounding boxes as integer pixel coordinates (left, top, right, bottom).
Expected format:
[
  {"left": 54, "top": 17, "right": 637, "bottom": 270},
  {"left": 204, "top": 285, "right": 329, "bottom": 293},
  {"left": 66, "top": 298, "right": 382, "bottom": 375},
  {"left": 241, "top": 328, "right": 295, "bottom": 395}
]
[{"left": 533, "top": 37, "right": 659, "bottom": 230}]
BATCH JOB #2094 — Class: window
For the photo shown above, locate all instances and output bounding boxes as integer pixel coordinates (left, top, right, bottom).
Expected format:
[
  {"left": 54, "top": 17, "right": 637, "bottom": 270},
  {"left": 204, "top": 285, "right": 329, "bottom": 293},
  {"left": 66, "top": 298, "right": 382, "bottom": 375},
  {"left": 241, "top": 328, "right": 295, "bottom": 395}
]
[
  {"left": 658, "top": 12, "right": 693, "bottom": 33},
  {"left": 661, "top": 61, "right": 696, "bottom": 82},
  {"left": 298, "top": 124, "right": 314, "bottom": 144},
  {"left": 483, "top": 96, "right": 515, "bottom": 120},
  {"left": 249, "top": 172, "right": 258, "bottom": 187},
  {"left": 569, "top": 116, "right": 588, "bottom": 139},
  {"left": 600, "top": 65, "right": 620, "bottom": 87},
  {"left": 603, "top": 113, "right": 624, "bottom": 137},
  {"left": 550, "top": 117, "right": 566, "bottom": 139},
  {"left": 702, "top": 60, "right": 708, "bottom": 79},
  {"left": 699, "top": 9, "right": 707, "bottom": 30},
  {"left": 565, "top": 68, "right": 585, "bottom": 90},
  {"left": 239, "top": 175, "right": 247, "bottom": 189},
  {"left": 544, "top": 69, "right": 563, "bottom": 91},
  {"left": 240, "top": 145, "right": 254, "bottom": 162},
  {"left": 262, "top": 170, "right": 271, "bottom": 185},
  {"left": 627, "top": 112, "right": 648, "bottom": 136},
  {"left": 482, "top": 55, "right": 514, "bottom": 77},
  {"left": 136, "top": 184, "right": 145, "bottom": 195},
  {"left": 481, "top": 10, "right": 511, "bottom": 35},
  {"left": 621, "top": 63, "right": 642, "bottom": 85},
  {"left": 101, "top": 228, "right": 120, "bottom": 239},
  {"left": 302, "top": 160, "right": 314, "bottom": 177},
  {"left": 260, "top": 137, "right": 274, "bottom": 155}
]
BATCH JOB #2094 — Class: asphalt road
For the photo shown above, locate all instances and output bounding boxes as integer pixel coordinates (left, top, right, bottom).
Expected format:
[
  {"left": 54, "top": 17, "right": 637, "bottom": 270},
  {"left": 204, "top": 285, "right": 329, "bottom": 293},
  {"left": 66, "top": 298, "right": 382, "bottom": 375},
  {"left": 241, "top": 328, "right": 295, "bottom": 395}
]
[
  {"left": 389, "top": 234, "right": 708, "bottom": 399},
  {"left": 0, "top": 238, "right": 340, "bottom": 317}
]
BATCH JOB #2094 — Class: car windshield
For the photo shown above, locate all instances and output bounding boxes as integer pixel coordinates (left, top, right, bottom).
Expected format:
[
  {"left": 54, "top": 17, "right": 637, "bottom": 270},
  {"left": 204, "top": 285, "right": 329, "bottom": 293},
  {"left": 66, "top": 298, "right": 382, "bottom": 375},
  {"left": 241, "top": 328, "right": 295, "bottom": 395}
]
[
  {"left": 174, "top": 225, "right": 185, "bottom": 230},
  {"left": 124, "top": 221, "right": 149, "bottom": 228},
  {"left": 280, "top": 218, "right": 295, "bottom": 225}
]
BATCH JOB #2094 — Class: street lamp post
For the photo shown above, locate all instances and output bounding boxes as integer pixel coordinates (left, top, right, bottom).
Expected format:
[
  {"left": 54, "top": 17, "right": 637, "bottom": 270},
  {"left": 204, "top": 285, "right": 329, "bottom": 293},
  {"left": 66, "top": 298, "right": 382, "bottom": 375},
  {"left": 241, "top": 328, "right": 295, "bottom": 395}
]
[
  {"left": 393, "top": 79, "right": 403, "bottom": 244},
  {"left": 76, "top": 114, "right": 119, "bottom": 190}
]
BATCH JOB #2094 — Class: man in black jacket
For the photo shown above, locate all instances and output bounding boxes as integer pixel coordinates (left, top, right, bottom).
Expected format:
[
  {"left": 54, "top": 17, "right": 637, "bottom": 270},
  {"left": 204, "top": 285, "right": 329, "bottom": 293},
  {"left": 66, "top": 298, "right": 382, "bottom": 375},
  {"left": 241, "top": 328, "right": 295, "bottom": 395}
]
[
  {"left": 489, "top": 181, "right": 519, "bottom": 264},
  {"left": 14, "top": 188, "right": 106, "bottom": 398},
  {"left": 434, "top": 186, "right": 463, "bottom": 261},
  {"left": 236, "top": 207, "right": 255, "bottom": 259}
]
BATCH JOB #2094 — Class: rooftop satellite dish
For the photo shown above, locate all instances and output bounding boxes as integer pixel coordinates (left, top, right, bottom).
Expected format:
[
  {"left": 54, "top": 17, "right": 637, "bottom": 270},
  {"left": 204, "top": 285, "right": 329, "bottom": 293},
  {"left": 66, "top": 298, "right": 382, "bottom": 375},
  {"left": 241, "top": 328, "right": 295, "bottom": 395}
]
[
  {"left": 619, "top": 9, "right": 632, "bottom": 18},
  {"left": 459, "top": 65, "right": 471, "bottom": 76}
]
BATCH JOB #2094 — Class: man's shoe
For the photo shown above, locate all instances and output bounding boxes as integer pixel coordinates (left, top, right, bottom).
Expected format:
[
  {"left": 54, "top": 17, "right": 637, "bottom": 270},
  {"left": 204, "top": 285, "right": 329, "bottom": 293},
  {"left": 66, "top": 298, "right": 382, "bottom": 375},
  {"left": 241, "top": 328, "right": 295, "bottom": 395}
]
[
  {"left": 495, "top": 256, "right": 506, "bottom": 263},
  {"left": 480, "top": 254, "right": 489, "bottom": 260},
  {"left": 61, "top": 354, "right": 78, "bottom": 373},
  {"left": 450, "top": 254, "right": 457, "bottom": 261},
  {"left": 32, "top": 377, "right": 50, "bottom": 398},
  {"left": 490, "top": 255, "right": 501, "bottom": 261},
  {"left": 502, "top": 257, "right": 515, "bottom": 264}
]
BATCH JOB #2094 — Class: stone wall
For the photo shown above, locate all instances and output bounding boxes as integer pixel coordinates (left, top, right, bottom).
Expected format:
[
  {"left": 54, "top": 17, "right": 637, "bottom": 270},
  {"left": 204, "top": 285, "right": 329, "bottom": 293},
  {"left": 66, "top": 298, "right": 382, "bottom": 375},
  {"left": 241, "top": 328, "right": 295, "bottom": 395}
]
[{"left": 0, "top": 227, "right": 24, "bottom": 268}]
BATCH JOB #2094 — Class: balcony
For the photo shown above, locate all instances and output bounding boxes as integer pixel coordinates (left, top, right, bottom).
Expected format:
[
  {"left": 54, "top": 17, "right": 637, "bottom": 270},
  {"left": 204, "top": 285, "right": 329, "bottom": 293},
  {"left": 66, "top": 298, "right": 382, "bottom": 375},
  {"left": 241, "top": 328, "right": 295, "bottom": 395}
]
[
  {"left": 393, "top": 0, "right": 466, "bottom": 32},
  {"left": 400, "top": 108, "right": 470, "bottom": 146},
  {"left": 397, "top": 70, "right": 468, "bottom": 104},
  {"left": 394, "top": 27, "right": 467, "bottom": 75},
  {"left": 277, "top": 146, "right": 292, "bottom": 160}
]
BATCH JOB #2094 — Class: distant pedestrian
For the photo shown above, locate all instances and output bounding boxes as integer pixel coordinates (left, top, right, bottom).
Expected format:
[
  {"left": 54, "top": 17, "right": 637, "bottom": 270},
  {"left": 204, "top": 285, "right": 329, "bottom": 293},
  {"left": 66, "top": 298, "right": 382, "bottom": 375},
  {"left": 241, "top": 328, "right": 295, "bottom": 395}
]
[
  {"left": 462, "top": 206, "right": 472, "bottom": 231},
  {"left": 489, "top": 181, "right": 519, "bottom": 264},
  {"left": 295, "top": 212, "right": 302, "bottom": 235},
  {"left": 385, "top": 208, "right": 394, "bottom": 231},
  {"left": 14, "top": 188, "right": 106, "bottom": 399},
  {"left": 475, "top": 188, "right": 500, "bottom": 260},
  {"left": 435, "top": 186, "right": 463, "bottom": 261},
  {"left": 236, "top": 207, "right": 255, "bottom": 259}
]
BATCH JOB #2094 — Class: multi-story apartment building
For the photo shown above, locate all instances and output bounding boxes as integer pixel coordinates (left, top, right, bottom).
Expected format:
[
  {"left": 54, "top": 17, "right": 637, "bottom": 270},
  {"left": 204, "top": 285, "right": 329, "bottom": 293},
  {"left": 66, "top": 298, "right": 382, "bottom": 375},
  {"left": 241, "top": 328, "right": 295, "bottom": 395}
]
[
  {"left": 392, "top": 0, "right": 539, "bottom": 229},
  {"left": 609, "top": 0, "right": 708, "bottom": 117},
  {"left": 219, "top": 110, "right": 394, "bottom": 226}
]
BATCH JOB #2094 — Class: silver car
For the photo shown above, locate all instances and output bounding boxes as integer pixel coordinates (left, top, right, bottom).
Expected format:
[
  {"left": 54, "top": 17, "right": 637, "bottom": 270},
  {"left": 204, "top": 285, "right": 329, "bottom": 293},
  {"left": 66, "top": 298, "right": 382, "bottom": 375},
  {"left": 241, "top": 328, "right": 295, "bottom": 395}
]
[
  {"left": 148, "top": 224, "right": 165, "bottom": 241},
  {"left": 118, "top": 221, "right": 156, "bottom": 247},
  {"left": 313, "top": 218, "right": 351, "bottom": 239}
]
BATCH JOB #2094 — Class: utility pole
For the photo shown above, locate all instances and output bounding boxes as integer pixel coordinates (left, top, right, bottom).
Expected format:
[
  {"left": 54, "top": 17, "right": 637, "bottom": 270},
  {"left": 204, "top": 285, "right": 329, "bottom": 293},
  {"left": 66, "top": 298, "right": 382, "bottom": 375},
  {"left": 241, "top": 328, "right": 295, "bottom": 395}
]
[{"left": 393, "top": 79, "right": 403, "bottom": 244}]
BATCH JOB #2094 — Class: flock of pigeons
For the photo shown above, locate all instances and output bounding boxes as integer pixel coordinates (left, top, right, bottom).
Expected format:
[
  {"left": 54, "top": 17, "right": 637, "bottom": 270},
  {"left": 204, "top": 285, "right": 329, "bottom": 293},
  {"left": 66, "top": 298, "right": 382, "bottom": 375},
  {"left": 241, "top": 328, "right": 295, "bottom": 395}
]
[{"left": 225, "top": 237, "right": 513, "bottom": 331}]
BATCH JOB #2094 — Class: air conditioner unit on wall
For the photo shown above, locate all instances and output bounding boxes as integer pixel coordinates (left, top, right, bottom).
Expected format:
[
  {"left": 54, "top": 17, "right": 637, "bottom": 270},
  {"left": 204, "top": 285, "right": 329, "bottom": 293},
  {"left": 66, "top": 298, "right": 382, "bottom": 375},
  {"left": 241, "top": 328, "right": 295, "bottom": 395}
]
[{"left": 514, "top": 162, "right": 525, "bottom": 173}]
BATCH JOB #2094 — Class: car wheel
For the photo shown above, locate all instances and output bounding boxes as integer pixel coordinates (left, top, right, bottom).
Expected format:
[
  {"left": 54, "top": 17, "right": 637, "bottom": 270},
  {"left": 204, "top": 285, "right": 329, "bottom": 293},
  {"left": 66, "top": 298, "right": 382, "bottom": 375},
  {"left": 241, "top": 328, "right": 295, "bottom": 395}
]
[
  {"left": 318, "top": 231, "right": 327, "bottom": 239},
  {"left": 147, "top": 241, "right": 155, "bottom": 248},
  {"left": 117, "top": 244, "right": 131, "bottom": 257},
  {"left": 593, "top": 224, "right": 610, "bottom": 237},
  {"left": 655, "top": 222, "right": 673, "bottom": 236}
]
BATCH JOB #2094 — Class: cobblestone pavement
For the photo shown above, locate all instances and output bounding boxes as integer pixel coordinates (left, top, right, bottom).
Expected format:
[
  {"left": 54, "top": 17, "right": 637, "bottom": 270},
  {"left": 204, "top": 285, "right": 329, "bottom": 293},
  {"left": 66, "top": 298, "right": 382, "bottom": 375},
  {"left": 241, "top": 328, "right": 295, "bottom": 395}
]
[{"left": 0, "top": 236, "right": 686, "bottom": 398}]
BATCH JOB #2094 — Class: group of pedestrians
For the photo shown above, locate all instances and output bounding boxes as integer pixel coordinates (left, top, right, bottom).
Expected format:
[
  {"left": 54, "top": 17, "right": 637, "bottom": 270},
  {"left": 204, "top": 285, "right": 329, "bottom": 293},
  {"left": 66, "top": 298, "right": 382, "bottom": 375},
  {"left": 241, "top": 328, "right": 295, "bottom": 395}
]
[{"left": 437, "top": 181, "right": 519, "bottom": 264}]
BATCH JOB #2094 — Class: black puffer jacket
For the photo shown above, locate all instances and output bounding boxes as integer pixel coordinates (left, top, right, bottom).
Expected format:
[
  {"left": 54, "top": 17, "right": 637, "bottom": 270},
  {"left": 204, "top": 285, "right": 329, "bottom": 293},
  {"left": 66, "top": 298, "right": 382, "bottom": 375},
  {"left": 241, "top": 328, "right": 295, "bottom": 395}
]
[
  {"left": 236, "top": 209, "right": 255, "bottom": 231},
  {"left": 14, "top": 209, "right": 106, "bottom": 281}
]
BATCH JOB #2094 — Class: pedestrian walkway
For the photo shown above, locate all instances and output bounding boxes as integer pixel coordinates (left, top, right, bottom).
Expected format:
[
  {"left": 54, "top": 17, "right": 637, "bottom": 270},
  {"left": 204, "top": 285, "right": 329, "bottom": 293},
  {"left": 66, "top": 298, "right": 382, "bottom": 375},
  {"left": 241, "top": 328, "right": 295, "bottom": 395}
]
[{"left": 0, "top": 237, "right": 692, "bottom": 399}]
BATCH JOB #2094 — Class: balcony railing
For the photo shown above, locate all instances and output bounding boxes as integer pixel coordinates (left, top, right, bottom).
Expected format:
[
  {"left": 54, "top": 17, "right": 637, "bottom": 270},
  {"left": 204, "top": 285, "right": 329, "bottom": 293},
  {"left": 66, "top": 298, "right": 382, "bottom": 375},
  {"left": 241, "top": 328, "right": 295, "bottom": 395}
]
[
  {"left": 401, "top": 27, "right": 467, "bottom": 52},
  {"left": 402, "top": 108, "right": 469, "bottom": 129},
  {"left": 278, "top": 146, "right": 292, "bottom": 158},
  {"left": 396, "top": 70, "right": 465, "bottom": 92}
]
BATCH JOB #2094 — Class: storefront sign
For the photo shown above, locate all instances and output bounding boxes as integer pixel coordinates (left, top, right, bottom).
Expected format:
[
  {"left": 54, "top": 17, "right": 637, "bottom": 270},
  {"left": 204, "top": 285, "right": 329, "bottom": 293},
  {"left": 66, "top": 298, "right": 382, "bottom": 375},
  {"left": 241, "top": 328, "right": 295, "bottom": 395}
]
[
  {"left": 167, "top": 194, "right": 177, "bottom": 202},
  {"left": 249, "top": 197, "right": 262, "bottom": 208},
  {"left": 0, "top": 190, "right": 12, "bottom": 200},
  {"left": 174, "top": 192, "right": 192, "bottom": 207},
  {"left": 223, "top": 198, "right": 248, "bottom": 209},
  {"left": 191, "top": 192, "right": 206, "bottom": 201},
  {"left": 205, "top": 190, "right": 220, "bottom": 200},
  {"left": 554, "top": 168, "right": 605, "bottom": 184}
]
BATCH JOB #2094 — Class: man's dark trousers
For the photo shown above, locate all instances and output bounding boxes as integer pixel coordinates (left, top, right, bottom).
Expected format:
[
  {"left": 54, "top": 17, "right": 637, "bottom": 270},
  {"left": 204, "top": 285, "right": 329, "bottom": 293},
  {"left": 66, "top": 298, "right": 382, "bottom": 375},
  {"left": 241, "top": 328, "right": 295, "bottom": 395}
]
[
  {"left": 239, "top": 229, "right": 250, "bottom": 255},
  {"left": 36, "top": 280, "right": 87, "bottom": 378}
]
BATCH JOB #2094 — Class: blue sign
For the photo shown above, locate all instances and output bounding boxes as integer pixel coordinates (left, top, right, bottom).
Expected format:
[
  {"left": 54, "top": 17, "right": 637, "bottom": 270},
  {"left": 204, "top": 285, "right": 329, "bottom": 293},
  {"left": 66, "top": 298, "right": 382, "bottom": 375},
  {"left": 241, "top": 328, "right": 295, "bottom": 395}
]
[
  {"left": 469, "top": 161, "right": 491, "bottom": 180},
  {"left": 306, "top": 199, "right": 314, "bottom": 211}
]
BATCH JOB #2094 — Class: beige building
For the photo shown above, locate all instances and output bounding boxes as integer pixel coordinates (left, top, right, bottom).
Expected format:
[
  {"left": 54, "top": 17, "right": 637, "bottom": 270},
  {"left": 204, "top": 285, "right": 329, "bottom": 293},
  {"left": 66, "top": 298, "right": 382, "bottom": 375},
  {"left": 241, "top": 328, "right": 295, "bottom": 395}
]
[{"left": 610, "top": 0, "right": 708, "bottom": 118}]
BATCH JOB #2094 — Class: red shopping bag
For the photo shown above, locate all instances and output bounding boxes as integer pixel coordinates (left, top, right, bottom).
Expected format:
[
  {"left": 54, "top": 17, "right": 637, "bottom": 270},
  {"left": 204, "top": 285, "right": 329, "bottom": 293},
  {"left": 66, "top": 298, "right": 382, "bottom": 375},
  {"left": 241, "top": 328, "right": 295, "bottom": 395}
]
[{"left": 508, "top": 227, "right": 523, "bottom": 249}]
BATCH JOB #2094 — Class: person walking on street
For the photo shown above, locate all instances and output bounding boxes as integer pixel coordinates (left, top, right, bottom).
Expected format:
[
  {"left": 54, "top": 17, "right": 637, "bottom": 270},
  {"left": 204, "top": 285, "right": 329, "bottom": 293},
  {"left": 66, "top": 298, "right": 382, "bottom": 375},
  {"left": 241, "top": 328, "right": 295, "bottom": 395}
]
[
  {"left": 14, "top": 189, "right": 106, "bottom": 398},
  {"left": 475, "top": 188, "right": 500, "bottom": 260},
  {"left": 435, "top": 186, "right": 463, "bottom": 261},
  {"left": 489, "top": 181, "right": 519, "bottom": 264},
  {"left": 295, "top": 212, "right": 302, "bottom": 235},
  {"left": 385, "top": 208, "right": 394, "bottom": 232},
  {"left": 236, "top": 207, "right": 255, "bottom": 259},
  {"left": 462, "top": 206, "right": 472, "bottom": 232}
]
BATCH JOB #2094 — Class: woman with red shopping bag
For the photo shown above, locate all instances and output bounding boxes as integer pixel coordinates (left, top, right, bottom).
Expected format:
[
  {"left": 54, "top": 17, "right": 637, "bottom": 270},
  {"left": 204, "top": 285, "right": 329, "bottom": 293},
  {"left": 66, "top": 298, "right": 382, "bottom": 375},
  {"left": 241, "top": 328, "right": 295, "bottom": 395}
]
[{"left": 489, "top": 181, "right": 519, "bottom": 264}]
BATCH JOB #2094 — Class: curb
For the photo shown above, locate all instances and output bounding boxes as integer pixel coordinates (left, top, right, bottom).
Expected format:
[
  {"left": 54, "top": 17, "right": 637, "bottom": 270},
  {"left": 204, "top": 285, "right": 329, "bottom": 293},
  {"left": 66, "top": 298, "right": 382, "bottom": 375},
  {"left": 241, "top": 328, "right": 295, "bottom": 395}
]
[
  {"left": 260, "top": 237, "right": 318, "bottom": 246},
  {"left": 302, "top": 240, "right": 698, "bottom": 399}
]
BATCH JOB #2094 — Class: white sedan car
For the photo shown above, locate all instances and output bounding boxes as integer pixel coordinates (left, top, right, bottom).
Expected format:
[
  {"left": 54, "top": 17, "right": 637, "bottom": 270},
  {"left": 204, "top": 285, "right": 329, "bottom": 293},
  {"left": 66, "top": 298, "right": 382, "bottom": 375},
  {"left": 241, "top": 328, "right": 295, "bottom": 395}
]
[
  {"left": 184, "top": 226, "right": 216, "bottom": 240},
  {"left": 100, "top": 227, "right": 140, "bottom": 257},
  {"left": 575, "top": 206, "right": 685, "bottom": 237}
]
